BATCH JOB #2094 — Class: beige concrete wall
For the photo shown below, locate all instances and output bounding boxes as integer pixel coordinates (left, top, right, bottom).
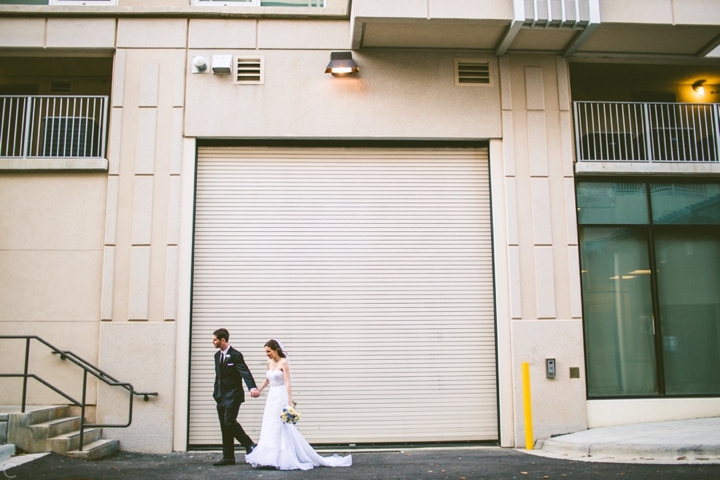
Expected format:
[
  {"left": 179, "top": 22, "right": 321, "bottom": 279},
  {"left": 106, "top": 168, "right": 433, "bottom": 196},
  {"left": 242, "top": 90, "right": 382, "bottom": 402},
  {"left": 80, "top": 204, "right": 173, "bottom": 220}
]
[
  {"left": 0, "top": 173, "right": 107, "bottom": 405},
  {"left": 494, "top": 54, "right": 587, "bottom": 445}
]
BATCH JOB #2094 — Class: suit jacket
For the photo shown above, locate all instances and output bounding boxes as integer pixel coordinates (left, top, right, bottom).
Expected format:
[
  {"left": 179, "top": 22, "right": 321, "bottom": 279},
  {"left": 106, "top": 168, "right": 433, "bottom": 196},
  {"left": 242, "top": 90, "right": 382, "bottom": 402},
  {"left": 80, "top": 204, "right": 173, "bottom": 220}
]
[{"left": 213, "top": 346, "right": 257, "bottom": 407}]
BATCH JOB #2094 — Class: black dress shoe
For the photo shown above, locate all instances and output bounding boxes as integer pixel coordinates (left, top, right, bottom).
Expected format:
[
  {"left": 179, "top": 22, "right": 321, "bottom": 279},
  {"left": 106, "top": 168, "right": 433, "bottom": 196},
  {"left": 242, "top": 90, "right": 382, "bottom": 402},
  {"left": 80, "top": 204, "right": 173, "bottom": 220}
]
[
  {"left": 245, "top": 443, "right": 257, "bottom": 454},
  {"left": 213, "top": 458, "right": 236, "bottom": 466}
]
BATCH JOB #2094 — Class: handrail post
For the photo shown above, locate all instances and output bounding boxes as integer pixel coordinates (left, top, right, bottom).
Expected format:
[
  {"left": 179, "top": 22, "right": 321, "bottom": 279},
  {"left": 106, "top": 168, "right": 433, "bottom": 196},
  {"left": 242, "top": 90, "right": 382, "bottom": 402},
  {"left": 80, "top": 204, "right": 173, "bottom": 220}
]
[
  {"left": 714, "top": 104, "right": 720, "bottom": 163},
  {"left": 643, "top": 103, "right": 654, "bottom": 162},
  {"left": 22, "top": 96, "right": 33, "bottom": 158},
  {"left": 21, "top": 338, "right": 30, "bottom": 413},
  {"left": 79, "top": 370, "right": 87, "bottom": 452}
]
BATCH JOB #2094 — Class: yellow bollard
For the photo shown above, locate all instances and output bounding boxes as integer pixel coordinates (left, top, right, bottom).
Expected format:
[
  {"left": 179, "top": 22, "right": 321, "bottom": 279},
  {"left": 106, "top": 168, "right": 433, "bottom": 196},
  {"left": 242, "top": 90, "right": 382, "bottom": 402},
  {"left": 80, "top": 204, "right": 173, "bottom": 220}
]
[{"left": 521, "top": 362, "right": 534, "bottom": 450}]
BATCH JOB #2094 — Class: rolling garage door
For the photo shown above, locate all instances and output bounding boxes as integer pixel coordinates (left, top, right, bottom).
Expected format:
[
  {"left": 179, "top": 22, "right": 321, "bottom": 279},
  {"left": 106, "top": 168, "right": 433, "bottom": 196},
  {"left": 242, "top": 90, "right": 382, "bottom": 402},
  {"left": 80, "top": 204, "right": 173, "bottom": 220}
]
[{"left": 189, "top": 147, "right": 497, "bottom": 445}]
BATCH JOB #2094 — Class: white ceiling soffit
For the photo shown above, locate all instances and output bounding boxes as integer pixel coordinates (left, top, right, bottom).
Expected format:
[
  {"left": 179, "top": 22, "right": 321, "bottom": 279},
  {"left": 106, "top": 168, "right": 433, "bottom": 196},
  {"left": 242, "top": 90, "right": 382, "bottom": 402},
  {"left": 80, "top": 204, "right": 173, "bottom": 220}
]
[{"left": 495, "top": 0, "right": 601, "bottom": 57}]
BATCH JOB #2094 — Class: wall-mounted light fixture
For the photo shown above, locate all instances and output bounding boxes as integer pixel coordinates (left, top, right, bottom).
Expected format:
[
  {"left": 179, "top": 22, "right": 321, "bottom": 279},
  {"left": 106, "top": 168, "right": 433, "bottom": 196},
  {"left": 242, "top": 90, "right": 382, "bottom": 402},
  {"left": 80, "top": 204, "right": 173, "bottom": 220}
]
[
  {"left": 192, "top": 56, "right": 208, "bottom": 74},
  {"left": 325, "top": 52, "right": 359, "bottom": 76},
  {"left": 693, "top": 79, "right": 706, "bottom": 96}
]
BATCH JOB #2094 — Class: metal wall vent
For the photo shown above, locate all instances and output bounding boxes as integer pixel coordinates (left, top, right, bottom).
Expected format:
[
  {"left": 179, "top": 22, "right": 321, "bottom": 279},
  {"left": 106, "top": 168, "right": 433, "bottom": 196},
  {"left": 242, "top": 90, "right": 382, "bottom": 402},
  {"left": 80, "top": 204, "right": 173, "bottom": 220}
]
[
  {"left": 51, "top": 79, "right": 73, "bottom": 93},
  {"left": 455, "top": 59, "right": 492, "bottom": 86},
  {"left": 234, "top": 56, "right": 264, "bottom": 85}
]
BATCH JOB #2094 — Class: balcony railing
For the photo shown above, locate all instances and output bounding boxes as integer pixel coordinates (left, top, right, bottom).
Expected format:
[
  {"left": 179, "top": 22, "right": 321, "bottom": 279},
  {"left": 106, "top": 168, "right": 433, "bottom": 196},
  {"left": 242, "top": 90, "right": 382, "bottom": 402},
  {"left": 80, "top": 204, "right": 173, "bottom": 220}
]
[
  {"left": 574, "top": 101, "right": 720, "bottom": 163},
  {"left": 0, "top": 95, "right": 109, "bottom": 159}
]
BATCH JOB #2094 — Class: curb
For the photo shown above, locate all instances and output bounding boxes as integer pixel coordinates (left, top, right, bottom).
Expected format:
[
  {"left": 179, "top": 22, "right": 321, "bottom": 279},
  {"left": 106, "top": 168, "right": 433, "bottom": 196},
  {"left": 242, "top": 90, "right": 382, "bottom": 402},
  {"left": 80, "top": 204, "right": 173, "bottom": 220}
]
[{"left": 536, "top": 437, "right": 720, "bottom": 460}]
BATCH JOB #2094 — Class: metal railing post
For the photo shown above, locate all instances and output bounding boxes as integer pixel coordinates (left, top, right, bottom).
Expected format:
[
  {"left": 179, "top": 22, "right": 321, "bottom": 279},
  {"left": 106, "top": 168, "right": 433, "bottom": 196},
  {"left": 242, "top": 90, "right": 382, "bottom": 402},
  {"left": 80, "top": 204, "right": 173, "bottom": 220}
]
[
  {"left": 21, "top": 97, "right": 33, "bottom": 158},
  {"left": 79, "top": 369, "right": 87, "bottom": 452},
  {"left": 643, "top": 103, "right": 654, "bottom": 162},
  {"left": 21, "top": 338, "right": 30, "bottom": 413},
  {"left": 714, "top": 105, "right": 720, "bottom": 163}
]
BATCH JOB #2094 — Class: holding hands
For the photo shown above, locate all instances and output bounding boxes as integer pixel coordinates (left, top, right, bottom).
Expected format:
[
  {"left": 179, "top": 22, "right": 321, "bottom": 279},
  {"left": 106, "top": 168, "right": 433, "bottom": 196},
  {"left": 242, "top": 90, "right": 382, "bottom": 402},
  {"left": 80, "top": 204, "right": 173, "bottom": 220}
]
[{"left": 250, "top": 388, "right": 260, "bottom": 398}]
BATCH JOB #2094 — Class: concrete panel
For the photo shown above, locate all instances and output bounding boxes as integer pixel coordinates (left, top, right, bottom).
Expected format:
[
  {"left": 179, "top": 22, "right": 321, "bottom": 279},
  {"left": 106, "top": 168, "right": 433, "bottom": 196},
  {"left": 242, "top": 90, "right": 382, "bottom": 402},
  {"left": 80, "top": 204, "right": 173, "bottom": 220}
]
[
  {"left": 429, "top": 0, "right": 513, "bottom": 19},
  {"left": 164, "top": 246, "right": 178, "bottom": 321},
  {"left": 131, "top": 176, "right": 154, "bottom": 245},
  {"left": 598, "top": 0, "right": 673, "bottom": 24},
  {"left": 509, "top": 29, "right": 578, "bottom": 53},
  {"left": 188, "top": 19, "right": 256, "bottom": 49},
  {"left": 579, "top": 24, "right": 719, "bottom": 55},
  {"left": 534, "top": 246, "right": 556, "bottom": 319},
  {"left": 0, "top": 251, "right": 103, "bottom": 322},
  {"left": 0, "top": 322, "right": 100, "bottom": 406},
  {"left": 167, "top": 176, "right": 181, "bottom": 246},
  {"left": 559, "top": 111, "right": 574, "bottom": 177},
  {"left": 117, "top": 19, "right": 187, "bottom": 49},
  {"left": 173, "top": 50, "right": 186, "bottom": 108},
  {"left": 556, "top": 56, "right": 570, "bottom": 112},
  {"left": 46, "top": 18, "right": 116, "bottom": 49},
  {"left": 101, "top": 246, "right": 115, "bottom": 321},
  {"left": 525, "top": 67, "right": 545, "bottom": 111},
  {"left": 108, "top": 109, "right": 123, "bottom": 175},
  {"left": 354, "top": 0, "right": 427, "bottom": 19},
  {"left": 563, "top": 177, "right": 577, "bottom": 246},
  {"left": 567, "top": 246, "right": 582, "bottom": 319},
  {"left": 96, "top": 322, "right": 175, "bottom": 453},
  {"left": 0, "top": 173, "right": 106, "bottom": 251},
  {"left": 105, "top": 176, "right": 120, "bottom": 246},
  {"left": 587, "top": 398, "right": 720, "bottom": 428},
  {"left": 135, "top": 109, "right": 158, "bottom": 174},
  {"left": 527, "top": 111, "right": 549, "bottom": 177},
  {"left": 511, "top": 320, "right": 587, "bottom": 444},
  {"left": 531, "top": 177, "right": 552, "bottom": 246},
  {"left": 499, "top": 56, "right": 512, "bottom": 111},
  {"left": 258, "top": 20, "right": 350, "bottom": 50},
  {"left": 504, "top": 177, "right": 519, "bottom": 246},
  {"left": 508, "top": 246, "right": 522, "bottom": 319},
  {"left": 501, "top": 111, "right": 516, "bottom": 176},
  {"left": 170, "top": 108, "right": 184, "bottom": 175},
  {"left": 0, "top": 18, "right": 45, "bottom": 48},
  {"left": 129, "top": 247, "right": 151, "bottom": 320},
  {"left": 362, "top": 22, "right": 507, "bottom": 49},
  {"left": 139, "top": 63, "right": 160, "bottom": 107},
  {"left": 674, "top": 0, "right": 720, "bottom": 25},
  {"left": 185, "top": 49, "right": 502, "bottom": 139},
  {"left": 113, "top": 50, "right": 127, "bottom": 108}
]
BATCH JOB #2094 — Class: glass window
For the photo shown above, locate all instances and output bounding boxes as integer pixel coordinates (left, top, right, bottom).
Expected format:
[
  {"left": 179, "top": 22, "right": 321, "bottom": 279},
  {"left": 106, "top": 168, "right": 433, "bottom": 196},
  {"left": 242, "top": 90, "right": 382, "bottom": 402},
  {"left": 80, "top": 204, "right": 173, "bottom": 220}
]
[
  {"left": 580, "top": 227, "right": 658, "bottom": 396},
  {"left": 650, "top": 183, "right": 720, "bottom": 225},
  {"left": 577, "top": 182, "right": 649, "bottom": 225},
  {"left": 655, "top": 229, "right": 720, "bottom": 394}
]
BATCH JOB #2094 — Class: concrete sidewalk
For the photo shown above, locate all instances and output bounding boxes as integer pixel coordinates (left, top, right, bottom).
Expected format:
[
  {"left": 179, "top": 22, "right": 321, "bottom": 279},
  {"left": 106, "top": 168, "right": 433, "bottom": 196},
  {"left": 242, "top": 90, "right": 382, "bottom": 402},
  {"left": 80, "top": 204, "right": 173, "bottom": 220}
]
[{"left": 533, "top": 417, "right": 720, "bottom": 464}]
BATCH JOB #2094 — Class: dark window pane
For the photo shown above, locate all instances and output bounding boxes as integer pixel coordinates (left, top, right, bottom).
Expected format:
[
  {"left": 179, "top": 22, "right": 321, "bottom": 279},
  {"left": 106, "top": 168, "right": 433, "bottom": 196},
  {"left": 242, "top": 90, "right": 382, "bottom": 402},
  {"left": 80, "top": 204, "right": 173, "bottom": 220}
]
[
  {"left": 580, "top": 227, "right": 658, "bottom": 396},
  {"left": 577, "top": 182, "right": 649, "bottom": 225},
  {"left": 0, "top": 1, "right": 48, "bottom": 4},
  {"left": 655, "top": 229, "right": 720, "bottom": 395},
  {"left": 651, "top": 183, "right": 720, "bottom": 225}
]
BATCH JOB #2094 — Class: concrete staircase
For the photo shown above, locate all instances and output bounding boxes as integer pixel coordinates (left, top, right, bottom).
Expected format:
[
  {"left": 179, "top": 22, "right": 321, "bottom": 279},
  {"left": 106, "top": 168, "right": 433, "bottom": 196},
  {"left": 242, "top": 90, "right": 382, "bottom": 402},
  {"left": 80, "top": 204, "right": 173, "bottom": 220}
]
[{"left": 7, "top": 406, "right": 118, "bottom": 460}]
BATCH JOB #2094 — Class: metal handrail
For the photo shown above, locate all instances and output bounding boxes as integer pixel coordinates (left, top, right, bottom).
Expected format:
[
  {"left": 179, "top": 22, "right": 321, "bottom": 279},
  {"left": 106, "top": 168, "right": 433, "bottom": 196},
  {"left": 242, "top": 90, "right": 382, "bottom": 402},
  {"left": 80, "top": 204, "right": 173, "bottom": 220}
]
[
  {"left": 0, "top": 335, "right": 158, "bottom": 452},
  {"left": 573, "top": 101, "right": 720, "bottom": 163}
]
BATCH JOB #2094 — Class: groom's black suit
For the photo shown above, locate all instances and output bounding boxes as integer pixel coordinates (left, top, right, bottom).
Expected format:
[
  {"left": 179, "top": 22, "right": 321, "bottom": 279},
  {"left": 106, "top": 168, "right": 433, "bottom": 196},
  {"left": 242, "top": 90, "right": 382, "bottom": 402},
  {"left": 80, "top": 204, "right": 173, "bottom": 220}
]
[{"left": 214, "top": 346, "right": 257, "bottom": 460}]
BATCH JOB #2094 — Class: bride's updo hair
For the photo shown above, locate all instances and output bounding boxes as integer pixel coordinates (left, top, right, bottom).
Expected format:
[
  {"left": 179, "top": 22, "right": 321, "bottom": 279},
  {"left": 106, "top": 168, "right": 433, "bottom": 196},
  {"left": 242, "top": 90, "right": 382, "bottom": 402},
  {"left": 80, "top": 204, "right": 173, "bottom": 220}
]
[{"left": 265, "top": 339, "right": 286, "bottom": 358}]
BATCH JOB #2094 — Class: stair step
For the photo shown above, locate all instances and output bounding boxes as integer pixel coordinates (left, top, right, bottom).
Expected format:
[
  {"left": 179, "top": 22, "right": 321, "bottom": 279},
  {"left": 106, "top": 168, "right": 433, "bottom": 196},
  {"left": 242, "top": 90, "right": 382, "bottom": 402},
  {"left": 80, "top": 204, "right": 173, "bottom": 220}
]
[
  {"left": 65, "top": 439, "right": 118, "bottom": 461},
  {"left": 0, "top": 444, "right": 15, "bottom": 463},
  {"left": 47, "top": 428, "right": 102, "bottom": 455},
  {"left": 29, "top": 416, "right": 81, "bottom": 439},
  {"left": 8, "top": 406, "right": 69, "bottom": 452}
]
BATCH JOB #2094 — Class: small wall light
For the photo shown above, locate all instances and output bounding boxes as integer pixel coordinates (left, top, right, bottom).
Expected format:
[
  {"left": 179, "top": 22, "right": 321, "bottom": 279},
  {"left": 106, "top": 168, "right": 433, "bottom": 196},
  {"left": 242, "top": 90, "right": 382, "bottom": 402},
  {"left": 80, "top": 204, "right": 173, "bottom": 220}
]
[
  {"left": 192, "top": 56, "right": 208, "bottom": 74},
  {"left": 325, "top": 52, "right": 359, "bottom": 76},
  {"left": 693, "top": 79, "right": 706, "bottom": 96},
  {"left": 212, "top": 55, "right": 232, "bottom": 75}
]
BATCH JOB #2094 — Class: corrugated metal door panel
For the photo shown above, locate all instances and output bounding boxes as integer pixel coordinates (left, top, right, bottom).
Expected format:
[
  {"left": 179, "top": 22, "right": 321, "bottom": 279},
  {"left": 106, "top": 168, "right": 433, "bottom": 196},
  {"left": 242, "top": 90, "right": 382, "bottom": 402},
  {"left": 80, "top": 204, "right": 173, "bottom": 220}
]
[{"left": 189, "top": 147, "right": 497, "bottom": 445}]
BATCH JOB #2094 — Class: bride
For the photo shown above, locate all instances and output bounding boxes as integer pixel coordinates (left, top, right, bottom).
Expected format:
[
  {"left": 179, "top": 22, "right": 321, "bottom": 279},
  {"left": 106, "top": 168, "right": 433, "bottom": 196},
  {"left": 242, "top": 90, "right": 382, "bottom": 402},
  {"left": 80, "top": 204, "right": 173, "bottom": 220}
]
[{"left": 245, "top": 339, "right": 352, "bottom": 470}]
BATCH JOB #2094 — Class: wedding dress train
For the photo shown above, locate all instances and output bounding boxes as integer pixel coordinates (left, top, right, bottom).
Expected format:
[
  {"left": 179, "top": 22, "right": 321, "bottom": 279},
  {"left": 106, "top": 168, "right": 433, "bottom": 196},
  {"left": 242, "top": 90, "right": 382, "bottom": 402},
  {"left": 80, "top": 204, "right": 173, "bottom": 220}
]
[{"left": 245, "top": 369, "right": 352, "bottom": 471}]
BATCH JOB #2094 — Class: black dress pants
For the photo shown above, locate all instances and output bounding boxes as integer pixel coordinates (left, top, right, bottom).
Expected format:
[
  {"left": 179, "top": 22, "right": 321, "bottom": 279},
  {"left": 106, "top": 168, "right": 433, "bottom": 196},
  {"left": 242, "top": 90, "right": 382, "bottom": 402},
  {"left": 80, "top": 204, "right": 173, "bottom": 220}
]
[{"left": 217, "top": 403, "right": 253, "bottom": 460}]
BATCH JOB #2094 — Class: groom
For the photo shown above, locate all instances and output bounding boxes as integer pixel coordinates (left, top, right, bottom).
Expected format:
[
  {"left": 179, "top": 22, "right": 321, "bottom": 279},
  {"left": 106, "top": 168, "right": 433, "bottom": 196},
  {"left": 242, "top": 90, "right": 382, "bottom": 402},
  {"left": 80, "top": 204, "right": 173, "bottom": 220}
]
[{"left": 212, "top": 328, "right": 259, "bottom": 466}]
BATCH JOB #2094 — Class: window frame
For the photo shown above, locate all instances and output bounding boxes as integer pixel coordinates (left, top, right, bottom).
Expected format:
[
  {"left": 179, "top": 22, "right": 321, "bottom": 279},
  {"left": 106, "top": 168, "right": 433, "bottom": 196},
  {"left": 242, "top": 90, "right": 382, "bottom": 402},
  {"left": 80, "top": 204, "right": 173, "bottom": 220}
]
[
  {"left": 49, "top": 0, "right": 117, "bottom": 5},
  {"left": 577, "top": 176, "right": 720, "bottom": 400}
]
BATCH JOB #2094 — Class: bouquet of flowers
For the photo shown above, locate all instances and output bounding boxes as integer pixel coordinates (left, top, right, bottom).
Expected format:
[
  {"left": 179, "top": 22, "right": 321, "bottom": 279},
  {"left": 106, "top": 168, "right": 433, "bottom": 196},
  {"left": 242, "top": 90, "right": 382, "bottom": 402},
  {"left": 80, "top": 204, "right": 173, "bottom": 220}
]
[{"left": 280, "top": 402, "right": 302, "bottom": 425}]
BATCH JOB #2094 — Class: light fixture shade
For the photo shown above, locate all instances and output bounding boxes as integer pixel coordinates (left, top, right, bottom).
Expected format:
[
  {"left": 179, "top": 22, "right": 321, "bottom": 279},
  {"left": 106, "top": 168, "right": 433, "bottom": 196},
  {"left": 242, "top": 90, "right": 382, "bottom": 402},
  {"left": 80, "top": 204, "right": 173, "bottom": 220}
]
[
  {"left": 693, "top": 79, "right": 706, "bottom": 95},
  {"left": 325, "top": 52, "right": 359, "bottom": 75}
]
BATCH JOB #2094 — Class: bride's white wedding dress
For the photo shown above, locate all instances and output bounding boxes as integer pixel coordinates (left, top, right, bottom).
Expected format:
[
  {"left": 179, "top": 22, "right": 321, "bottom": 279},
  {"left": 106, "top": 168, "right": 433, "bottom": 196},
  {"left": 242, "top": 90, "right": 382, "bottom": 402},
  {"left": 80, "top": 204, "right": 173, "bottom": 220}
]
[{"left": 245, "top": 369, "right": 352, "bottom": 470}]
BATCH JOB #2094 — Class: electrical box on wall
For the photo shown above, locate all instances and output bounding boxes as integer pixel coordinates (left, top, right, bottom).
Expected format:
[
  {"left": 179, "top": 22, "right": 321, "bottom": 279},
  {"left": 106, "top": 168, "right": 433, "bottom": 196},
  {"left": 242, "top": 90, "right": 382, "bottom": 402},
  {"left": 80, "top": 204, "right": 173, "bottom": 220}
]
[{"left": 546, "top": 358, "right": 556, "bottom": 379}]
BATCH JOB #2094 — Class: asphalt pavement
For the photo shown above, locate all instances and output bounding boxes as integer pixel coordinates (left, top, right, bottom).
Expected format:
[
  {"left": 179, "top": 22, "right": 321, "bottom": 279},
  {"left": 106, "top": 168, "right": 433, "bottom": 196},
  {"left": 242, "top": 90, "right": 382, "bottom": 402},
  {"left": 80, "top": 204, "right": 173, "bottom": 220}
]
[{"left": 3, "top": 447, "right": 720, "bottom": 480}]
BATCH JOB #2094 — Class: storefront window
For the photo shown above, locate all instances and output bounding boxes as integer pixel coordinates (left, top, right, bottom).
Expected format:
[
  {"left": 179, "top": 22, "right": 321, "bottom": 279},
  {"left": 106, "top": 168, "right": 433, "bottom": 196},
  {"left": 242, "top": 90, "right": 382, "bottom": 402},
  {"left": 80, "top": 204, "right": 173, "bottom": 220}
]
[{"left": 578, "top": 180, "right": 720, "bottom": 398}]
